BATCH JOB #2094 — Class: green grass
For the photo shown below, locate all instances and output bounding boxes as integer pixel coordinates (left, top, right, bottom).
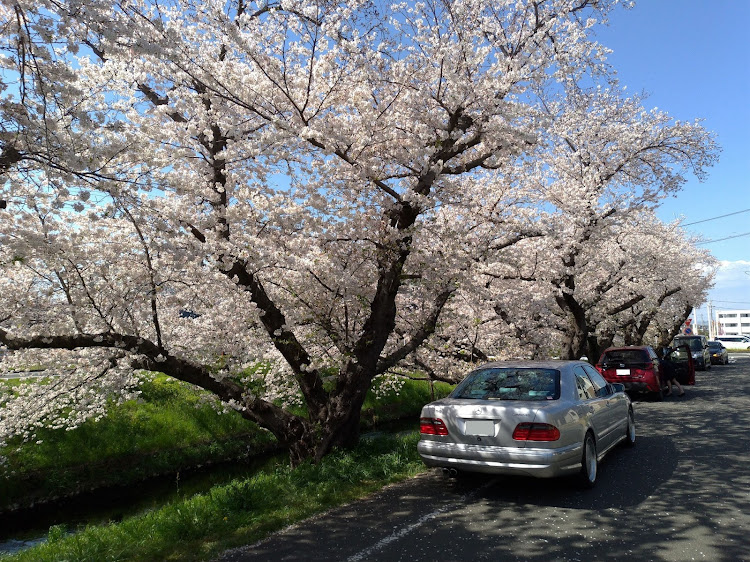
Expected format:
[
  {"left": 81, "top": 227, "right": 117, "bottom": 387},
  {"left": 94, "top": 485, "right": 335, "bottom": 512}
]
[
  {"left": 0, "top": 373, "right": 453, "bottom": 561},
  {"left": 1, "top": 432, "right": 425, "bottom": 562},
  {"left": 361, "top": 376, "right": 453, "bottom": 427},
  {"left": 1, "top": 374, "right": 453, "bottom": 511},
  {"left": 0, "top": 375, "right": 273, "bottom": 510}
]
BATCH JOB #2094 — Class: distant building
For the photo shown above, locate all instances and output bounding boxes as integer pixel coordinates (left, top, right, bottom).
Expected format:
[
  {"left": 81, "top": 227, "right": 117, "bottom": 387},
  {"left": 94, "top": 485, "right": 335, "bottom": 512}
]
[{"left": 715, "top": 310, "right": 750, "bottom": 337}]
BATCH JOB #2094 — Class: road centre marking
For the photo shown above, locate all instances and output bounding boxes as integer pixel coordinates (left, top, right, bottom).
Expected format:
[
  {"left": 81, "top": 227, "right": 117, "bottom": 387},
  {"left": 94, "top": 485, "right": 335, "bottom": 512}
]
[{"left": 346, "top": 478, "right": 497, "bottom": 562}]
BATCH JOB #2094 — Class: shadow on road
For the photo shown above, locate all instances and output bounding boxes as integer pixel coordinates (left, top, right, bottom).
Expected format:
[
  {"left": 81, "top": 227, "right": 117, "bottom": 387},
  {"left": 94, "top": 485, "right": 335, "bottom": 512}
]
[
  {"left": 444, "top": 435, "right": 677, "bottom": 510},
  {"left": 219, "top": 362, "right": 750, "bottom": 562}
]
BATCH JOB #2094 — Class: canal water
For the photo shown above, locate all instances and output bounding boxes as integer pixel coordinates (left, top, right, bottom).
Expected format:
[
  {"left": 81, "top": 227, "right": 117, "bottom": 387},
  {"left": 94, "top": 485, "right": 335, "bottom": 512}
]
[
  {"left": 0, "top": 420, "right": 418, "bottom": 555},
  {"left": 0, "top": 453, "right": 281, "bottom": 556}
]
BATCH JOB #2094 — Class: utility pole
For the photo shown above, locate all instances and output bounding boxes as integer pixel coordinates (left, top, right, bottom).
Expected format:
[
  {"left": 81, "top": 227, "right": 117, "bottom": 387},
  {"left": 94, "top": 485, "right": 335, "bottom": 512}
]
[{"left": 708, "top": 301, "right": 714, "bottom": 340}]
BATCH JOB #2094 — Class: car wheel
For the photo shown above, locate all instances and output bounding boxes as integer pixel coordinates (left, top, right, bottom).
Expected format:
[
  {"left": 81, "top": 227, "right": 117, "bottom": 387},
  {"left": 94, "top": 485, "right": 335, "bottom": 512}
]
[
  {"left": 624, "top": 408, "right": 636, "bottom": 447},
  {"left": 579, "top": 433, "right": 598, "bottom": 488}
]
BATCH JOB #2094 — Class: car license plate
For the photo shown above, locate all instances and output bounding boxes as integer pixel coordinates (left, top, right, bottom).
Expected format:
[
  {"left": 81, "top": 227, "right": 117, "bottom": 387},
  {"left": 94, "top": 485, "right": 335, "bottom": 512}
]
[
  {"left": 465, "top": 419, "right": 495, "bottom": 436},
  {"left": 616, "top": 368, "right": 630, "bottom": 376}
]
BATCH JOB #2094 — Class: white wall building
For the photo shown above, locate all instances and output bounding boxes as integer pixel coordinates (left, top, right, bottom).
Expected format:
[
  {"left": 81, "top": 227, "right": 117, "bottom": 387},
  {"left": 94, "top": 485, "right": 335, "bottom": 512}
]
[{"left": 715, "top": 310, "right": 750, "bottom": 337}]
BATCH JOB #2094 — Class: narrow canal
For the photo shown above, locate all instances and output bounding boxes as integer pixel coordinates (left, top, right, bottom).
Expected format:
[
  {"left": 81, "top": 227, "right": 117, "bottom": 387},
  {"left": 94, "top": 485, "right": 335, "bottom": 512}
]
[
  {"left": 0, "top": 420, "right": 418, "bottom": 556},
  {"left": 0, "top": 454, "right": 280, "bottom": 556}
]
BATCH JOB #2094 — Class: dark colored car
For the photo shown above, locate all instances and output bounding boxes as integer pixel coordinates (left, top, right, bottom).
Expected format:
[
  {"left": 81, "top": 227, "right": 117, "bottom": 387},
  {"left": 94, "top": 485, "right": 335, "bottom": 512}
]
[
  {"left": 707, "top": 340, "right": 729, "bottom": 365},
  {"left": 672, "top": 335, "right": 711, "bottom": 371},
  {"left": 596, "top": 346, "right": 663, "bottom": 400}
]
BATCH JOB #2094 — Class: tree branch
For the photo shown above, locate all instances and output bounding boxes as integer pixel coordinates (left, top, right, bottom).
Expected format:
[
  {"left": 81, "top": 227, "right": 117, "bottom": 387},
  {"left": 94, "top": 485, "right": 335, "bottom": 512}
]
[{"left": 377, "top": 286, "right": 455, "bottom": 374}]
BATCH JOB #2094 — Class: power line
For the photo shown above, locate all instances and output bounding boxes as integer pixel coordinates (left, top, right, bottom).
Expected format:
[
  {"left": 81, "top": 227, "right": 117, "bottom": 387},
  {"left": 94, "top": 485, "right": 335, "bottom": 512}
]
[
  {"left": 683, "top": 208, "right": 750, "bottom": 226},
  {"left": 695, "top": 231, "right": 750, "bottom": 245}
]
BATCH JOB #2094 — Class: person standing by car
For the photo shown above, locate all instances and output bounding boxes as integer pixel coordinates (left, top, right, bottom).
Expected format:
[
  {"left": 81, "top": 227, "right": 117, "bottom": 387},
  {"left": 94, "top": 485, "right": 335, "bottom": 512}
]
[{"left": 660, "top": 350, "right": 685, "bottom": 397}]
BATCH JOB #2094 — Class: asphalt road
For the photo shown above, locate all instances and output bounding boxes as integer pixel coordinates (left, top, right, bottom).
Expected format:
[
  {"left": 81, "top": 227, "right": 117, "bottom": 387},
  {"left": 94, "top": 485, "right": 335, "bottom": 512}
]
[{"left": 218, "top": 355, "right": 750, "bottom": 562}]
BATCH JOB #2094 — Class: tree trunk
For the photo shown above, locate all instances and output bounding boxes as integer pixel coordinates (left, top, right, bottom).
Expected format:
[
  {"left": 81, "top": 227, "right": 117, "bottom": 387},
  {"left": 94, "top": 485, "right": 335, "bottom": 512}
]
[
  {"left": 283, "top": 361, "right": 373, "bottom": 466},
  {"left": 558, "top": 302, "right": 589, "bottom": 360},
  {"left": 585, "top": 334, "right": 602, "bottom": 364}
]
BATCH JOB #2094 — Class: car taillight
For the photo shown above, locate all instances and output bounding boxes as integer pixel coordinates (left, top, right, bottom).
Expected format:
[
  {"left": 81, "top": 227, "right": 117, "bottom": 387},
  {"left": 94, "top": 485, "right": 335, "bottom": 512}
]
[
  {"left": 512, "top": 423, "right": 560, "bottom": 441},
  {"left": 632, "top": 368, "right": 652, "bottom": 379},
  {"left": 420, "top": 417, "right": 449, "bottom": 436}
]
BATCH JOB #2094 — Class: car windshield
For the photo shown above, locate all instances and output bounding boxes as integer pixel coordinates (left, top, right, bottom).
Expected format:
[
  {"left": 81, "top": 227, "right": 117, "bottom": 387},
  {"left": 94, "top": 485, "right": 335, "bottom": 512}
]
[
  {"left": 674, "top": 337, "right": 702, "bottom": 351},
  {"left": 451, "top": 368, "right": 560, "bottom": 401},
  {"left": 708, "top": 342, "right": 723, "bottom": 350},
  {"left": 601, "top": 349, "right": 649, "bottom": 364}
]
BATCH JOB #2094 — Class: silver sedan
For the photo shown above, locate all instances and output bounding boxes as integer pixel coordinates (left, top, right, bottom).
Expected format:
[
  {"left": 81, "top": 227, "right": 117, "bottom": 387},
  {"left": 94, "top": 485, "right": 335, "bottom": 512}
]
[{"left": 417, "top": 360, "right": 635, "bottom": 487}]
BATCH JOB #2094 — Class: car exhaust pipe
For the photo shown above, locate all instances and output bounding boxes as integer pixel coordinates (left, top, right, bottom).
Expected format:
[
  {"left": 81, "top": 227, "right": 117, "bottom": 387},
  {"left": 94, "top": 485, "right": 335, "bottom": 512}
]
[{"left": 442, "top": 467, "right": 458, "bottom": 478}]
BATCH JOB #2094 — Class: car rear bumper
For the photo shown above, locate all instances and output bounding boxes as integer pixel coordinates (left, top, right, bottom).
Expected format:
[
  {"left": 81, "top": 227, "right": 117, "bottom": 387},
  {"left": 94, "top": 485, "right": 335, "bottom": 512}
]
[
  {"left": 417, "top": 439, "right": 583, "bottom": 477},
  {"left": 602, "top": 372, "right": 660, "bottom": 393},
  {"left": 621, "top": 381, "right": 660, "bottom": 393}
]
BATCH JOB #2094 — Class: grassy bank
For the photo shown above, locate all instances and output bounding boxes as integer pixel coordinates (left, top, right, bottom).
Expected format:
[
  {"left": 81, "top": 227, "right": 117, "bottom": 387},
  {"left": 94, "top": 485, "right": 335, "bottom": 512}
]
[
  {"left": 1, "top": 374, "right": 452, "bottom": 512},
  {"left": 2, "top": 432, "right": 425, "bottom": 562},
  {"left": 0, "top": 375, "right": 274, "bottom": 511}
]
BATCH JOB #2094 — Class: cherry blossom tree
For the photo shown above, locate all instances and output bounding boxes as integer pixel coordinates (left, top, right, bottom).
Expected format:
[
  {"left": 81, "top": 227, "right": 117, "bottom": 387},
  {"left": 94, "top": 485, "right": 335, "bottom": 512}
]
[
  {"left": 568, "top": 211, "right": 716, "bottom": 358},
  {"left": 475, "top": 88, "right": 718, "bottom": 360},
  {"left": 2, "top": 0, "right": 633, "bottom": 463}
]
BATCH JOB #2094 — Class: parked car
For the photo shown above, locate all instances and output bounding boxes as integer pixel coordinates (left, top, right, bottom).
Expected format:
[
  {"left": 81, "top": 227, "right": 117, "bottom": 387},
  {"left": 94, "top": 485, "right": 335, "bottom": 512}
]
[
  {"left": 714, "top": 336, "right": 750, "bottom": 350},
  {"left": 672, "top": 335, "right": 711, "bottom": 371},
  {"left": 708, "top": 340, "right": 729, "bottom": 365},
  {"left": 595, "top": 346, "right": 663, "bottom": 400},
  {"left": 417, "top": 361, "right": 634, "bottom": 488}
]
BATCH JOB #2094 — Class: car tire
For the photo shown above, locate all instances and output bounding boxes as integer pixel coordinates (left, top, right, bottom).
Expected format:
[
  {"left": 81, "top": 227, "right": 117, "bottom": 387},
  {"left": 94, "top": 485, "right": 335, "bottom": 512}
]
[
  {"left": 624, "top": 408, "right": 636, "bottom": 447},
  {"left": 579, "top": 432, "right": 598, "bottom": 488}
]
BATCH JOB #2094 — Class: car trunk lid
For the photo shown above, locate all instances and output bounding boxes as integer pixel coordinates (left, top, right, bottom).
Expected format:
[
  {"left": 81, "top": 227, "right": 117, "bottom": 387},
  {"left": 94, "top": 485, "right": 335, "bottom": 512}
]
[{"left": 424, "top": 399, "right": 542, "bottom": 448}]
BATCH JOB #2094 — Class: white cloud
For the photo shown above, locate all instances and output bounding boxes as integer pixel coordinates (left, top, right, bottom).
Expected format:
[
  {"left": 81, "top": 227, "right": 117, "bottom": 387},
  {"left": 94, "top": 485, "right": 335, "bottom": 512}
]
[{"left": 709, "top": 260, "right": 750, "bottom": 309}]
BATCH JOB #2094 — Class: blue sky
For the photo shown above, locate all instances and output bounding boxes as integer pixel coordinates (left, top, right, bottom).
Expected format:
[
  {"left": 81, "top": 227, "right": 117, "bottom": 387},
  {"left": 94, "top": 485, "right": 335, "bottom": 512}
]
[{"left": 595, "top": 0, "right": 750, "bottom": 321}]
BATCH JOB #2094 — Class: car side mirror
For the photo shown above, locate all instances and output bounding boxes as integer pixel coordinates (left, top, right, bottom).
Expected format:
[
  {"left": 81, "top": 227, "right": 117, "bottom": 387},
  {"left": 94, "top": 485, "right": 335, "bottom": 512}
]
[{"left": 612, "top": 383, "right": 625, "bottom": 394}]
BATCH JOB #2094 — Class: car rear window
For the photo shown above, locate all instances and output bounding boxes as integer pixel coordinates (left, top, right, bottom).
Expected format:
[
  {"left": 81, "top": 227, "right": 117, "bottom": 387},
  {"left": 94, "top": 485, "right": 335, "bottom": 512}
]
[
  {"left": 674, "top": 337, "right": 703, "bottom": 351},
  {"left": 601, "top": 349, "right": 650, "bottom": 365},
  {"left": 451, "top": 368, "right": 560, "bottom": 401}
]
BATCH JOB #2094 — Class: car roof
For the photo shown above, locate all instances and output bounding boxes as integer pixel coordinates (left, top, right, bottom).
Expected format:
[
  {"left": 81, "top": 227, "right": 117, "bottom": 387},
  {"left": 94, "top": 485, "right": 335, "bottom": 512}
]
[
  {"left": 603, "top": 346, "right": 650, "bottom": 351},
  {"left": 471, "top": 360, "right": 584, "bottom": 370}
]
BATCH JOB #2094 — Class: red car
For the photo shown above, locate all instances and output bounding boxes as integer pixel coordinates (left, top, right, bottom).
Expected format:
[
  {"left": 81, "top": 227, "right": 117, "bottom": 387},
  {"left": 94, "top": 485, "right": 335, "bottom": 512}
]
[
  {"left": 596, "top": 346, "right": 665, "bottom": 400},
  {"left": 596, "top": 345, "right": 696, "bottom": 401}
]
